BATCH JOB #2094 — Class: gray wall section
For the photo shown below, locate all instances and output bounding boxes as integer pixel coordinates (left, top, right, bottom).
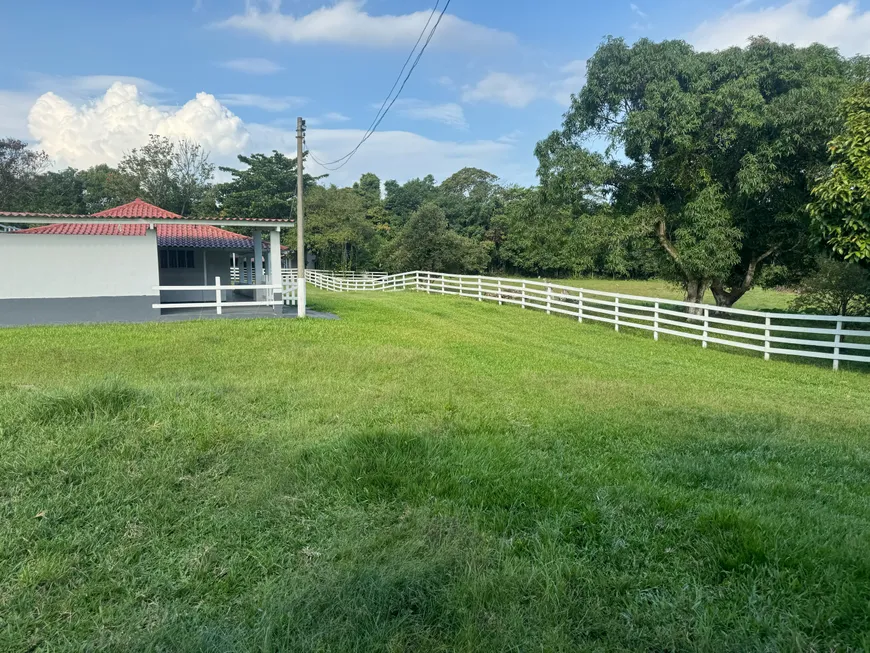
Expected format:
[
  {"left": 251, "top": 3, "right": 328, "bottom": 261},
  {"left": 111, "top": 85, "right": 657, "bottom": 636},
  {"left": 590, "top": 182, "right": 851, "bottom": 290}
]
[{"left": 0, "top": 296, "right": 159, "bottom": 326}]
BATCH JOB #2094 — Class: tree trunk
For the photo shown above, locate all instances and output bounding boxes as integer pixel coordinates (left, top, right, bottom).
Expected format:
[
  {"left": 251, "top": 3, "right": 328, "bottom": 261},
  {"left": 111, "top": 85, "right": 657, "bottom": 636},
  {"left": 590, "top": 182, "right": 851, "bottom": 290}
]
[
  {"left": 710, "top": 248, "right": 777, "bottom": 308},
  {"left": 684, "top": 278, "right": 710, "bottom": 315}
]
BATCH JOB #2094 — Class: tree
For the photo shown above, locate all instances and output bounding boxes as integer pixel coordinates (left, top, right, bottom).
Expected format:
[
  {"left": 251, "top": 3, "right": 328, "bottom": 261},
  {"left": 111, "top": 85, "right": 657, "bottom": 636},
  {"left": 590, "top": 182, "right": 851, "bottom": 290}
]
[
  {"left": 217, "top": 151, "right": 321, "bottom": 220},
  {"left": 543, "top": 37, "right": 858, "bottom": 306},
  {"left": 790, "top": 257, "right": 870, "bottom": 316},
  {"left": 383, "top": 175, "right": 437, "bottom": 228},
  {"left": 353, "top": 172, "right": 382, "bottom": 208},
  {"left": 379, "top": 203, "right": 491, "bottom": 274},
  {"left": 118, "top": 135, "right": 214, "bottom": 215},
  {"left": 76, "top": 164, "right": 139, "bottom": 213},
  {"left": 809, "top": 83, "right": 870, "bottom": 263},
  {"left": 438, "top": 167, "right": 502, "bottom": 241},
  {"left": 0, "top": 138, "right": 48, "bottom": 211},
  {"left": 31, "top": 168, "right": 86, "bottom": 214},
  {"left": 306, "top": 185, "right": 380, "bottom": 270}
]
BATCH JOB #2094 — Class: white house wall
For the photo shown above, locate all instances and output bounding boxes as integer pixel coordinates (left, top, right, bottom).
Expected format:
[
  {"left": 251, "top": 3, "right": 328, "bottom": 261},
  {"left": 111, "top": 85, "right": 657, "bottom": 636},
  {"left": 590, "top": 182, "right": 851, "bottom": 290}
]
[{"left": 0, "top": 231, "right": 159, "bottom": 299}]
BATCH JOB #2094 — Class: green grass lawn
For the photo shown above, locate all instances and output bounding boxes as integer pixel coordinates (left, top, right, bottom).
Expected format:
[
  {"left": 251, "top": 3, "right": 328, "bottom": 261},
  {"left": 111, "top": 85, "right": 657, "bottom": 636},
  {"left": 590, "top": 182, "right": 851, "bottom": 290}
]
[
  {"left": 1, "top": 288, "right": 869, "bottom": 651},
  {"left": 524, "top": 276, "right": 796, "bottom": 312}
]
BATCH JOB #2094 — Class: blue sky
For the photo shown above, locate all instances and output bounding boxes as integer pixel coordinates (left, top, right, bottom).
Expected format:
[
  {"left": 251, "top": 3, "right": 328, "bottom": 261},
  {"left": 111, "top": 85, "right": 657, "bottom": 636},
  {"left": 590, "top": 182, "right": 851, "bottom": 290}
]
[{"left": 1, "top": 0, "right": 869, "bottom": 187}]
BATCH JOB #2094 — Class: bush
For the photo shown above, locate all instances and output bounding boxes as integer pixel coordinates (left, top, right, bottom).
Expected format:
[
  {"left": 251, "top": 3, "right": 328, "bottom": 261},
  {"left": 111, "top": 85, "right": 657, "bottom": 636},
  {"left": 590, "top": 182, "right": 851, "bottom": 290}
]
[{"left": 790, "top": 258, "right": 870, "bottom": 316}]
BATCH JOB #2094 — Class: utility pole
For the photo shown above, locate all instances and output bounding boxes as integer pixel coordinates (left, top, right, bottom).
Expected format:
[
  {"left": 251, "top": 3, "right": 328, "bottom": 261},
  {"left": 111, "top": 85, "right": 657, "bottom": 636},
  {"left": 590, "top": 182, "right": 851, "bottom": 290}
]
[{"left": 296, "top": 116, "right": 307, "bottom": 317}]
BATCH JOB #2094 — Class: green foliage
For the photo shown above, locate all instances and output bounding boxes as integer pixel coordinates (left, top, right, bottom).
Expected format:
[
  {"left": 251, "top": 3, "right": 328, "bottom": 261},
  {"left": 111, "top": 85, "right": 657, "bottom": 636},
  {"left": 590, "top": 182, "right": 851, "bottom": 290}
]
[
  {"left": 217, "top": 150, "right": 320, "bottom": 220},
  {"left": 306, "top": 185, "right": 380, "bottom": 270},
  {"left": 809, "top": 83, "right": 870, "bottom": 262},
  {"left": 384, "top": 174, "right": 437, "bottom": 227},
  {"left": 547, "top": 37, "right": 857, "bottom": 305},
  {"left": 380, "top": 202, "right": 491, "bottom": 273},
  {"left": 76, "top": 164, "right": 138, "bottom": 213},
  {"left": 0, "top": 138, "right": 48, "bottom": 211},
  {"left": 118, "top": 135, "right": 215, "bottom": 215},
  {"left": 30, "top": 168, "right": 86, "bottom": 214},
  {"left": 790, "top": 257, "right": 870, "bottom": 316}
]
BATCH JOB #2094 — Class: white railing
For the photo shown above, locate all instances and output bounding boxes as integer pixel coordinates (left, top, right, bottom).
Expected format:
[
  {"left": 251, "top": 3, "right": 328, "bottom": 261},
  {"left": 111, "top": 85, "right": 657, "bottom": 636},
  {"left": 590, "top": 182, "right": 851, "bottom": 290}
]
[
  {"left": 306, "top": 270, "right": 870, "bottom": 370},
  {"left": 153, "top": 276, "right": 283, "bottom": 315}
]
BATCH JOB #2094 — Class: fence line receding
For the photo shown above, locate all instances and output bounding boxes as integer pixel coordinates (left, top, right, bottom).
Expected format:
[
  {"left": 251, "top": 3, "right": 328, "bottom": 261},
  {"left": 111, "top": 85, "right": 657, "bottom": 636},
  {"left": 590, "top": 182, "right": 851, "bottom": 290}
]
[{"left": 301, "top": 270, "right": 870, "bottom": 371}]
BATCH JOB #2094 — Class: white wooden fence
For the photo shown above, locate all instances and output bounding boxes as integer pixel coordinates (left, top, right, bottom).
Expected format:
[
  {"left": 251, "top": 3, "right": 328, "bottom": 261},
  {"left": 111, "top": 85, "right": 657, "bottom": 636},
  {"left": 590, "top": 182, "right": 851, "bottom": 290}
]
[
  {"left": 153, "top": 277, "right": 284, "bottom": 315},
  {"left": 305, "top": 270, "right": 870, "bottom": 370}
]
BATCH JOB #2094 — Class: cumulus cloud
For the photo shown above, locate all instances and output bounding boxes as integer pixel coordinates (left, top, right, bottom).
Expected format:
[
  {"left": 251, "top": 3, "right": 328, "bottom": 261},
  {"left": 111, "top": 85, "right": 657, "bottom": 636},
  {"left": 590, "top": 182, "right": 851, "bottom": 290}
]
[
  {"left": 392, "top": 99, "right": 468, "bottom": 128},
  {"left": 220, "top": 57, "right": 284, "bottom": 74},
  {"left": 215, "top": 0, "right": 516, "bottom": 50},
  {"left": 0, "top": 91, "right": 39, "bottom": 139},
  {"left": 690, "top": 0, "right": 870, "bottom": 55},
  {"left": 217, "top": 93, "right": 307, "bottom": 111},
  {"left": 18, "top": 81, "right": 530, "bottom": 186},
  {"left": 28, "top": 82, "right": 250, "bottom": 168}
]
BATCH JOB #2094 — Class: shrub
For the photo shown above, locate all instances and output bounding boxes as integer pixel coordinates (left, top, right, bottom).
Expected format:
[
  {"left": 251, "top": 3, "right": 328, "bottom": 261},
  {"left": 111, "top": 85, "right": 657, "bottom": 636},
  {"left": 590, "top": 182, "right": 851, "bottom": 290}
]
[{"left": 790, "top": 258, "right": 870, "bottom": 316}]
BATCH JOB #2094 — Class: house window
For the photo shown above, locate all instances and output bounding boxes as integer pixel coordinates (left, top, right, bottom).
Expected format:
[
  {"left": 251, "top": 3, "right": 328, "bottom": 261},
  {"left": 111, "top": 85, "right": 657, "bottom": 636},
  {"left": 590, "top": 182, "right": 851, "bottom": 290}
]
[{"left": 160, "top": 249, "right": 196, "bottom": 269}]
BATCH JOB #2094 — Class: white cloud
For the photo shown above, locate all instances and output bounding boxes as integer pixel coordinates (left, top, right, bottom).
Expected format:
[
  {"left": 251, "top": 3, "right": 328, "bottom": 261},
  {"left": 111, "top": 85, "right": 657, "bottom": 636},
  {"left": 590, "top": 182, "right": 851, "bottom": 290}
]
[
  {"left": 27, "top": 74, "right": 168, "bottom": 102},
  {"left": 17, "top": 82, "right": 531, "bottom": 186},
  {"left": 28, "top": 82, "right": 250, "bottom": 168},
  {"left": 220, "top": 57, "right": 284, "bottom": 75},
  {"left": 215, "top": 0, "right": 516, "bottom": 50},
  {"left": 254, "top": 124, "right": 525, "bottom": 187},
  {"left": 217, "top": 93, "right": 306, "bottom": 111},
  {"left": 462, "top": 73, "right": 540, "bottom": 109},
  {"left": 690, "top": 0, "right": 870, "bottom": 55},
  {"left": 630, "top": 3, "right": 648, "bottom": 18},
  {"left": 462, "top": 63, "right": 587, "bottom": 109},
  {"left": 392, "top": 99, "right": 468, "bottom": 128}
]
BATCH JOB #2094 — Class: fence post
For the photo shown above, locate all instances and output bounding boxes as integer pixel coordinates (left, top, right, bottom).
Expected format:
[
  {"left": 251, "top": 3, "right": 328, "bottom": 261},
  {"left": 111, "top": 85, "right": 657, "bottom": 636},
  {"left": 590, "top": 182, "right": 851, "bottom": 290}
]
[
  {"left": 614, "top": 297, "right": 620, "bottom": 332},
  {"left": 478, "top": 276, "right": 483, "bottom": 301},
  {"left": 546, "top": 285, "right": 552, "bottom": 315},
  {"left": 498, "top": 279, "right": 503, "bottom": 305},
  {"left": 833, "top": 320, "right": 843, "bottom": 371},
  {"left": 653, "top": 302, "right": 659, "bottom": 341},
  {"left": 521, "top": 282, "right": 526, "bottom": 309},
  {"left": 578, "top": 290, "right": 584, "bottom": 323},
  {"left": 441, "top": 275, "right": 445, "bottom": 295},
  {"left": 215, "top": 276, "right": 222, "bottom": 315},
  {"left": 764, "top": 316, "right": 771, "bottom": 361},
  {"left": 702, "top": 307, "right": 709, "bottom": 349}
]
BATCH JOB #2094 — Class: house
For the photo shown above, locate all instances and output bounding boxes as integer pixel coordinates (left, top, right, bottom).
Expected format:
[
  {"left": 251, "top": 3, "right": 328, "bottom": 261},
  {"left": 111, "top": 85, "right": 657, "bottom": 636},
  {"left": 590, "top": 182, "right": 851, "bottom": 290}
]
[{"left": 0, "top": 199, "right": 297, "bottom": 326}]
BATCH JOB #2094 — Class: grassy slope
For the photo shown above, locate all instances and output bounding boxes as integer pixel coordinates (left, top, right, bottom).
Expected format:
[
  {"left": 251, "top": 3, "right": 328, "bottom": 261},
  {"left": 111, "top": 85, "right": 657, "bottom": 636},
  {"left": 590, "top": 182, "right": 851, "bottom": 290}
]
[
  {"left": 525, "top": 276, "right": 795, "bottom": 312},
  {"left": 1, "top": 288, "right": 868, "bottom": 652}
]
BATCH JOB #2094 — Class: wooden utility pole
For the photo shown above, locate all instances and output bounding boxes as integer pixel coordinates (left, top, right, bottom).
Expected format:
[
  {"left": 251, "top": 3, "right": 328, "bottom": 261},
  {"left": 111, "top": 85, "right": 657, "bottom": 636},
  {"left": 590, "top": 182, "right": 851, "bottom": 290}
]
[{"left": 296, "top": 116, "right": 307, "bottom": 317}]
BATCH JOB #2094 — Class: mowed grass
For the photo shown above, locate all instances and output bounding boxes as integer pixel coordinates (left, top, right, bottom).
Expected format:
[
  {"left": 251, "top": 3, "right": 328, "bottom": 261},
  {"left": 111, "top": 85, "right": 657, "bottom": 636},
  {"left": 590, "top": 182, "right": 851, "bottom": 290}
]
[
  {"left": 1, "top": 288, "right": 869, "bottom": 652},
  {"left": 526, "top": 276, "right": 795, "bottom": 312}
]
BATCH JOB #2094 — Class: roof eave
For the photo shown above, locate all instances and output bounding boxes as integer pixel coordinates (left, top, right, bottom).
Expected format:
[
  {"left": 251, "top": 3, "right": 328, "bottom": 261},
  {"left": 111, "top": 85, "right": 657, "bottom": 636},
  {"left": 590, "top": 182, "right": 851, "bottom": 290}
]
[{"left": 0, "top": 215, "right": 294, "bottom": 228}]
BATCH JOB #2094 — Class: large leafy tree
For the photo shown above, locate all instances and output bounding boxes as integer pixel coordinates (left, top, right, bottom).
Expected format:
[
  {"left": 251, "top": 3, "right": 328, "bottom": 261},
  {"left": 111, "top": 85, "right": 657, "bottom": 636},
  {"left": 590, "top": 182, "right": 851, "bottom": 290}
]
[
  {"left": 0, "top": 138, "right": 48, "bottom": 211},
  {"left": 77, "top": 164, "right": 139, "bottom": 213},
  {"left": 306, "top": 185, "right": 380, "bottom": 270},
  {"left": 542, "top": 37, "right": 858, "bottom": 306},
  {"left": 438, "top": 167, "right": 503, "bottom": 241},
  {"left": 379, "top": 202, "right": 491, "bottom": 274},
  {"left": 31, "top": 168, "right": 87, "bottom": 214},
  {"left": 809, "top": 83, "right": 870, "bottom": 263},
  {"left": 217, "top": 150, "right": 321, "bottom": 220}
]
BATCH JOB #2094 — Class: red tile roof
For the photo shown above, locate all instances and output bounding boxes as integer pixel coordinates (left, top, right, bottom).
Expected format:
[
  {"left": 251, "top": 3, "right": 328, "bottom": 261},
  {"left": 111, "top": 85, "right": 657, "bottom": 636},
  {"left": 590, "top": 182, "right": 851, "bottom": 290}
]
[
  {"left": 0, "top": 199, "right": 289, "bottom": 224},
  {"left": 92, "top": 198, "right": 184, "bottom": 219},
  {"left": 14, "top": 223, "right": 287, "bottom": 250}
]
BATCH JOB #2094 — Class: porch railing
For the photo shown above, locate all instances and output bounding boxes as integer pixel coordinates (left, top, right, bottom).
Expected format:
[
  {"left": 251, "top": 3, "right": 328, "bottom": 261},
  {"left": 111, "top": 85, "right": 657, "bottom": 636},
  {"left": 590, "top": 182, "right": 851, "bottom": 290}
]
[{"left": 152, "top": 276, "right": 284, "bottom": 315}]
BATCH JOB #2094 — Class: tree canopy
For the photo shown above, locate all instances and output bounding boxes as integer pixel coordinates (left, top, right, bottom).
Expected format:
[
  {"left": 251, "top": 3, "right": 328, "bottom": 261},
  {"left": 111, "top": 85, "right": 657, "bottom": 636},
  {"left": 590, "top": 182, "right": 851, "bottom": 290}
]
[{"left": 809, "top": 83, "right": 870, "bottom": 263}]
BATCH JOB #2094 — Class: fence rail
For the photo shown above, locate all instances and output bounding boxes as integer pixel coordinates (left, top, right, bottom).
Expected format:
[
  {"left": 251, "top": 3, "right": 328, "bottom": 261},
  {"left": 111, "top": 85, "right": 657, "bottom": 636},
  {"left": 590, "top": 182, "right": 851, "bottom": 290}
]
[
  {"left": 305, "top": 270, "right": 870, "bottom": 370},
  {"left": 153, "top": 276, "right": 284, "bottom": 315}
]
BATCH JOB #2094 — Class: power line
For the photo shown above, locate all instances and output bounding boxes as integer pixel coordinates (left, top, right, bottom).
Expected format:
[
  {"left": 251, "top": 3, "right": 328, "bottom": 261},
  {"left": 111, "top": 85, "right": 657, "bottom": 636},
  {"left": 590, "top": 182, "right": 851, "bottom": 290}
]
[{"left": 305, "top": 0, "right": 453, "bottom": 172}]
